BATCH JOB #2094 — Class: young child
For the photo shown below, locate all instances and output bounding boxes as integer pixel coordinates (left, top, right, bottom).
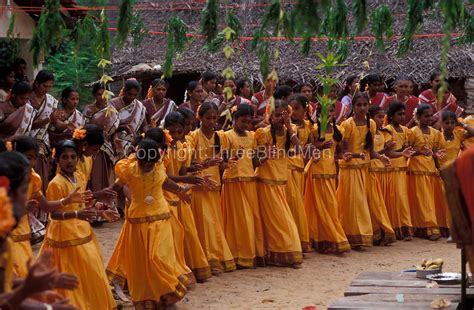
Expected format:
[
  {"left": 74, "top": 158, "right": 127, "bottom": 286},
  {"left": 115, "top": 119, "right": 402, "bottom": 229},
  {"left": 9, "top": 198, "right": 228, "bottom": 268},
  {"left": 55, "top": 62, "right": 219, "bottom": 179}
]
[
  {"left": 40, "top": 140, "right": 117, "bottom": 309},
  {"left": 287, "top": 95, "right": 313, "bottom": 252},
  {"left": 255, "top": 99, "right": 303, "bottom": 267},
  {"left": 220, "top": 104, "right": 264, "bottom": 268},
  {"left": 9, "top": 135, "right": 89, "bottom": 277},
  {"left": 304, "top": 104, "right": 350, "bottom": 254},
  {"left": 367, "top": 105, "right": 396, "bottom": 245},
  {"left": 163, "top": 112, "right": 212, "bottom": 281},
  {"left": 383, "top": 102, "right": 415, "bottom": 240},
  {"left": 110, "top": 139, "right": 193, "bottom": 307},
  {"left": 407, "top": 104, "right": 445, "bottom": 240},
  {"left": 434, "top": 111, "right": 474, "bottom": 236},
  {"left": 337, "top": 92, "right": 388, "bottom": 250},
  {"left": 188, "top": 102, "right": 236, "bottom": 274}
]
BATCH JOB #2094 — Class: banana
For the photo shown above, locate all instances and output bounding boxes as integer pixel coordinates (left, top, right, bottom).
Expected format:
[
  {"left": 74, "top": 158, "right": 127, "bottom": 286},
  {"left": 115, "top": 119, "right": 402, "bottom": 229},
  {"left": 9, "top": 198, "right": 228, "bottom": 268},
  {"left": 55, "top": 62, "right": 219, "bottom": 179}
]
[
  {"left": 432, "top": 258, "right": 444, "bottom": 267},
  {"left": 427, "top": 264, "right": 441, "bottom": 270}
]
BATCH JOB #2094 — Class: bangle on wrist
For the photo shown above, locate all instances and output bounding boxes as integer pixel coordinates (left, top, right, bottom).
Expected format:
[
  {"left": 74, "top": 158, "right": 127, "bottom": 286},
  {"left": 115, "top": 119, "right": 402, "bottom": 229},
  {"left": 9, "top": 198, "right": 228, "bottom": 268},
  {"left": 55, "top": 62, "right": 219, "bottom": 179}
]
[
  {"left": 60, "top": 198, "right": 65, "bottom": 207},
  {"left": 290, "top": 133, "right": 297, "bottom": 140},
  {"left": 75, "top": 210, "right": 78, "bottom": 218},
  {"left": 44, "top": 303, "right": 53, "bottom": 310},
  {"left": 61, "top": 212, "right": 65, "bottom": 220}
]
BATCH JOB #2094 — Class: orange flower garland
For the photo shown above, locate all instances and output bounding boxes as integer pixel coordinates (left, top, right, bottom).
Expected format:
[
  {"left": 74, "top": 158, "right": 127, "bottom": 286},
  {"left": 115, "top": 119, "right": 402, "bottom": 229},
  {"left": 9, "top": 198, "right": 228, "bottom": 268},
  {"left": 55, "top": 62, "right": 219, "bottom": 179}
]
[
  {"left": 72, "top": 127, "right": 87, "bottom": 140},
  {"left": 0, "top": 178, "right": 15, "bottom": 237},
  {"left": 163, "top": 129, "right": 173, "bottom": 146},
  {"left": 146, "top": 85, "right": 153, "bottom": 99}
]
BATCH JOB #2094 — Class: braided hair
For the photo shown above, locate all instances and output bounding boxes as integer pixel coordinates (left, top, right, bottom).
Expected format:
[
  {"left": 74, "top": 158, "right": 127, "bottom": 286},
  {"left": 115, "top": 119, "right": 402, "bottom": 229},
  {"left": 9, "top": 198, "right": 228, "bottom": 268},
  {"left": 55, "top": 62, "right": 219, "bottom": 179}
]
[
  {"left": 292, "top": 95, "right": 314, "bottom": 125},
  {"left": 316, "top": 105, "right": 343, "bottom": 143},
  {"left": 270, "top": 99, "right": 291, "bottom": 152}
]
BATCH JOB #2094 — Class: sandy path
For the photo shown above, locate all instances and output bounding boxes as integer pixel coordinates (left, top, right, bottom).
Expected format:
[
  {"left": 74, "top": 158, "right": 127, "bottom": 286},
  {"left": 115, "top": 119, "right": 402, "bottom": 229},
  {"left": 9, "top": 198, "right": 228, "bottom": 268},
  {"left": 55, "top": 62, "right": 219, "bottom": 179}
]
[{"left": 93, "top": 220, "right": 461, "bottom": 310}]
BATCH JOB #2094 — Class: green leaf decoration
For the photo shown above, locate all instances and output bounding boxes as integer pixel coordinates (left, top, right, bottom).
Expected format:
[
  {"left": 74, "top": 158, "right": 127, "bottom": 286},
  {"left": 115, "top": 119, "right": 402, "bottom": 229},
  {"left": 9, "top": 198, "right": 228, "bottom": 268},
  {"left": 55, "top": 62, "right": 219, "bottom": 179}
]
[
  {"left": 459, "top": 12, "right": 474, "bottom": 43},
  {"left": 222, "top": 67, "right": 235, "bottom": 79},
  {"left": 29, "top": 0, "right": 66, "bottom": 67},
  {"left": 223, "top": 45, "right": 234, "bottom": 58},
  {"left": 223, "top": 27, "right": 236, "bottom": 41},
  {"left": 163, "top": 16, "right": 189, "bottom": 78},
  {"left": 257, "top": 41, "right": 270, "bottom": 78},
  {"left": 399, "top": 0, "right": 425, "bottom": 55},
  {"left": 201, "top": 0, "right": 219, "bottom": 44},
  {"left": 130, "top": 12, "right": 148, "bottom": 47},
  {"left": 227, "top": 11, "right": 242, "bottom": 40},
  {"left": 203, "top": 32, "right": 225, "bottom": 53},
  {"left": 352, "top": 0, "right": 367, "bottom": 34},
  {"left": 97, "top": 9, "right": 111, "bottom": 60},
  {"left": 371, "top": 5, "right": 393, "bottom": 51},
  {"left": 116, "top": 0, "right": 135, "bottom": 47}
]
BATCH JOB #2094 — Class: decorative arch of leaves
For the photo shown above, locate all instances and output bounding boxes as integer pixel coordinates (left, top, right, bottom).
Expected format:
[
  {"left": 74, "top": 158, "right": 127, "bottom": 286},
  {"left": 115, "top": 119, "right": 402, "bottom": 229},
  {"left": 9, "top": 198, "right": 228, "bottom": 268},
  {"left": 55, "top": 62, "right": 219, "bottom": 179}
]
[{"left": 15, "top": 0, "right": 474, "bottom": 133}]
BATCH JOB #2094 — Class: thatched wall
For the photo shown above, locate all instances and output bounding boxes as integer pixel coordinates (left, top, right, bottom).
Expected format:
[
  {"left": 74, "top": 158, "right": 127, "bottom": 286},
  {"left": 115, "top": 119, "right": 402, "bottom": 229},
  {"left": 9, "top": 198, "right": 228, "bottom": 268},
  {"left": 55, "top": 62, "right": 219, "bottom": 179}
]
[{"left": 110, "top": 0, "right": 473, "bottom": 85}]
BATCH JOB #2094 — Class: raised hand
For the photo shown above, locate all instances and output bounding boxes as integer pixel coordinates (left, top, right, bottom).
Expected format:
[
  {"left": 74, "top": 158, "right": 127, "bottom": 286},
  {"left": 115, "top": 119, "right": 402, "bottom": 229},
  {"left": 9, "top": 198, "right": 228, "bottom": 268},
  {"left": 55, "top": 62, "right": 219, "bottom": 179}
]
[
  {"left": 402, "top": 146, "right": 416, "bottom": 158},
  {"left": 77, "top": 209, "right": 97, "bottom": 222}
]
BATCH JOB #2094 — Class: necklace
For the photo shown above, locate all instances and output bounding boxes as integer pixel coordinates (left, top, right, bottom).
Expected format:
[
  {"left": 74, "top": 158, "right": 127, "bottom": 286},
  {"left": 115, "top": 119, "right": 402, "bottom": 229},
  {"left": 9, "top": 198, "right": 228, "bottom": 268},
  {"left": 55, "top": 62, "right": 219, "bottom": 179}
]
[
  {"left": 61, "top": 172, "right": 76, "bottom": 185},
  {"left": 142, "top": 168, "right": 156, "bottom": 205}
]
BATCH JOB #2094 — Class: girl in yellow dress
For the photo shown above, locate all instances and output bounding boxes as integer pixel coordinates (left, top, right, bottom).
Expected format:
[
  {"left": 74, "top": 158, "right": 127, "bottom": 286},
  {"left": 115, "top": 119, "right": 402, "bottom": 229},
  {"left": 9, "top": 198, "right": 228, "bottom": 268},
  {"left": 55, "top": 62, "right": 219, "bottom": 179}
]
[
  {"left": 221, "top": 104, "right": 264, "bottom": 268},
  {"left": 337, "top": 92, "right": 389, "bottom": 250},
  {"left": 109, "top": 138, "right": 193, "bottom": 308},
  {"left": 304, "top": 104, "right": 350, "bottom": 254},
  {"left": 163, "top": 112, "right": 212, "bottom": 282},
  {"left": 407, "top": 104, "right": 445, "bottom": 240},
  {"left": 367, "top": 106, "right": 396, "bottom": 245},
  {"left": 255, "top": 99, "right": 303, "bottom": 267},
  {"left": 383, "top": 102, "right": 416, "bottom": 240},
  {"left": 9, "top": 136, "right": 89, "bottom": 277},
  {"left": 40, "top": 140, "right": 117, "bottom": 310},
  {"left": 435, "top": 111, "right": 474, "bottom": 236},
  {"left": 189, "top": 101, "right": 236, "bottom": 274},
  {"left": 287, "top": 96, "right": 313, "bottom": 252}
]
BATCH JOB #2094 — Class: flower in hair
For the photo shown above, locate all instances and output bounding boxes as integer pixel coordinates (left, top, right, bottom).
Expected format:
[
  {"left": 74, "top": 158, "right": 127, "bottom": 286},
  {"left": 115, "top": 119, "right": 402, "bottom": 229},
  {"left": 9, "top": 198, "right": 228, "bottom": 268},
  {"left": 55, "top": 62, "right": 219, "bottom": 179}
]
[
  {"left": 119, "top": 87, "right": 125, "bottom": 97},
  {"left": 230, "top": 105, "right": 238, "bottom": 114},
  {"left": 196, "top": 105, "right": 202, "bottom": 120},
  {"left": 0, "top": 187, "right": 15, "bottom": 237},
  {"left": 73, "top": 127, "right": 87, "bottom": 140},
  {"left": 146, "top": 85, "right": 153, "bottom": 99},
  {"left": 0, "top": 176, "right": 10, "bottom": 189},
  {"left": 307, "top": 104, "right": 314, "bottom": 117},
  {"left": 163, "top": 129, "right": 173, "bottom": 146},
  {"left": 287, "top": 105, "right": 293, "bottom": 114},
  {"left": 51, "top": 147, "right": 56, "bottom": 159}
]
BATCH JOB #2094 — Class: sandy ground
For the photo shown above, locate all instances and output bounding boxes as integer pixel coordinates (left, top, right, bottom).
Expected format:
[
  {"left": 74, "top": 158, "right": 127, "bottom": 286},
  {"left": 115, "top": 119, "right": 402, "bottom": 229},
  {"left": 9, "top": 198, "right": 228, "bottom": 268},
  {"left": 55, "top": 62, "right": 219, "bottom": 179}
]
[{"left": 89, "top": 220, "right": 462, "bottom": 310}]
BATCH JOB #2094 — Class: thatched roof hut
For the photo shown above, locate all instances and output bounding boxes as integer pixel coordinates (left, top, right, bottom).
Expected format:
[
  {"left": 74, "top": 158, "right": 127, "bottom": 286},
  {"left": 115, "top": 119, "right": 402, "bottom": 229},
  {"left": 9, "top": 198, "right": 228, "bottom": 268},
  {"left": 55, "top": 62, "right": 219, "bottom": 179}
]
[{"left": 110, "top": 0, "right": 474, "bottom": 108}]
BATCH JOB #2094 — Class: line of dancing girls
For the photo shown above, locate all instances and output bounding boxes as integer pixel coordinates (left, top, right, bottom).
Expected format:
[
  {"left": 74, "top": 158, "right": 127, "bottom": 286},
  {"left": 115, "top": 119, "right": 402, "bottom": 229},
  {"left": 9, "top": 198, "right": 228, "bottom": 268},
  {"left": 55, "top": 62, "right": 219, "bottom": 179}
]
[{"left": 0, "top": 66, "right": 473, "bottom": 309}]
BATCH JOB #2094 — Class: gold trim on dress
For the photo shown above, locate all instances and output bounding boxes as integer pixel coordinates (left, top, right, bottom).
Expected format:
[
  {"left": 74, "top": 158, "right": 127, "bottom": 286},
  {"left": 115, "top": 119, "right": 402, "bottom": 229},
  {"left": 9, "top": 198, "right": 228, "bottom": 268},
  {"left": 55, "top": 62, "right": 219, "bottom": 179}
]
[
  {"left": 234, "top": 257, "right": 256, "bottom": 269},
  {"left": 393, "top": 226, "right": 414, "bottom": 240},
  {"left": 10, "top": 233, "right": 32, "bottom": 242},
  {"left": 339, "top": 163, "right": 370, "bottom": 170},
  {"left": 407, "top": 170, "right": 439, "bottom": 177},
  {"left": 208, "top": 259, "right": 236, "bottom": 273},
  {"left": 192, "top": 266, "right": 212, "bottom": 282},
  {"left": 266, "top": 251, "right": 303, "bottom": 266},
  {"left": 368, "top": 167, "right": 386, "bottom": 172},
  {"left": 301, "top": 241, "right": 314, "bottom": 253},
  {"left": 312, "top": 174, "right": 337, "bottom": 180},
  {"left": 47, "top": 235, "right": 92, "bottom": 248},
  {"left": 222, "top": 177, "right": 255, "bottom": 183},
  {"left": 311, "top": 239, "right": 351, "bottom": 254},
  {"left": 255, "top": 178, "right": 287, "bottom": 186},
  {"left": 385, "top": 167, "right": 407, "bottom": 172},
  {"left": 414, "top": 226, "right": 441, "bottom": 238},
  {"left": 127, "top": 212, "right": 172, "bottom": 224},
  {"left": 346, "top": 234, "right": 373, "bottom": 247}
]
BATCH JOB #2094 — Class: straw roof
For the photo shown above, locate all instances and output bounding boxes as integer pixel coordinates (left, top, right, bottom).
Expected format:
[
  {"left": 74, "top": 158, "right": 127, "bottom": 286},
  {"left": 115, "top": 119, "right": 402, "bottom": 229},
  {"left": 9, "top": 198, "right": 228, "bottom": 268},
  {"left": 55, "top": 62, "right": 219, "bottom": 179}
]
[{"left": 110, "top": 0, "right": 474, "bottom": 84}]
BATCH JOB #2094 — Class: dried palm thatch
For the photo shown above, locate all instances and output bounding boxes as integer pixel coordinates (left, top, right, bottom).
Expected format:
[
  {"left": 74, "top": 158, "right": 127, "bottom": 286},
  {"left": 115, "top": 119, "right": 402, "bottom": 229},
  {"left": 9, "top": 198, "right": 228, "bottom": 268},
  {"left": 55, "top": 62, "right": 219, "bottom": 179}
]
[{"left": 110, "top": 0, "right": 474, "bottom": 85}]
